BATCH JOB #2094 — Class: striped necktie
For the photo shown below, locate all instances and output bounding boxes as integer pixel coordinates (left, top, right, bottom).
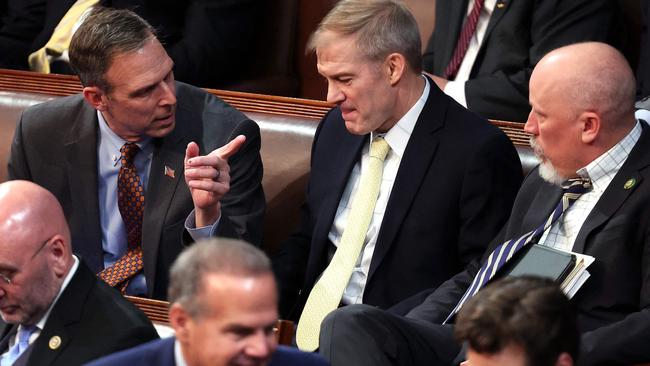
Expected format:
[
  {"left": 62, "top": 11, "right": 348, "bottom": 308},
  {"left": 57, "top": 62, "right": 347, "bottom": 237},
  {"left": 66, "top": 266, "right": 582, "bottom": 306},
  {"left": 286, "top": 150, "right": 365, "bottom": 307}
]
[
  {"left": 97, "top": 142, "right": 145, "bottom": 293},
  {"left": 444, "top": 0, "right": 485, "bottom": 80},
  {"left": 296, "top": 137, "right": 391, "bottom": 351},
  {"left": 444, "top": 177, "right": 592, "bottom": 323}
]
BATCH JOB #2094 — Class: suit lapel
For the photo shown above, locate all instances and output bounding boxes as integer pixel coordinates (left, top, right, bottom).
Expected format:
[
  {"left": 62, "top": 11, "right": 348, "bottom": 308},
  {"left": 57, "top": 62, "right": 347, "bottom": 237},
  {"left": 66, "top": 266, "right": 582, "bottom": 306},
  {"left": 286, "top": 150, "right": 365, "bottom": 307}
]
[
  {"left": 483, "top": 0, "right": 511, "bottom": 44},
  {"left": 367, "top": 80, "right": 444, "bottom": 280},
  {"left": 63, "top": 105, "right": 103, "bottom": 272},
  {"left": 520, "top": 180, "right": 563, "bottom": 236},
  {"left": 142, "top": 132, "right": 185, "bottom": 293},
  {"left": 572, "top": 126, "right": 650, "bottom": 253},
  {"left": 311, "top": 128, "right": 366, "bottom": 265},
  {"left": 26, "top": 263, "right": 93, "bottom": 366}
]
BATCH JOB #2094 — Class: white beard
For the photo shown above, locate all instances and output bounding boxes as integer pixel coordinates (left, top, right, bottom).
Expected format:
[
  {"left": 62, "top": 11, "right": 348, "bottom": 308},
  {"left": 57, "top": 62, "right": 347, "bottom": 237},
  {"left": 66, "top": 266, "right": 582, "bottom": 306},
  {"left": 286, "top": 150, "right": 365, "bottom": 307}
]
[{"left": 530, "top": 136, "right": 566, "bottom": 186}]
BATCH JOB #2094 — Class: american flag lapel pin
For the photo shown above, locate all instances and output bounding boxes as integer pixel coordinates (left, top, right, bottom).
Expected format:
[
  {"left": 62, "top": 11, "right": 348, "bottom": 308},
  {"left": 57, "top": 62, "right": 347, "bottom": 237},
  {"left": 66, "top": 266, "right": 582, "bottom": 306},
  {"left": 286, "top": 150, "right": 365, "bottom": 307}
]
[{"left": 164, "top": 165, "right": 175, "bottom": 179}]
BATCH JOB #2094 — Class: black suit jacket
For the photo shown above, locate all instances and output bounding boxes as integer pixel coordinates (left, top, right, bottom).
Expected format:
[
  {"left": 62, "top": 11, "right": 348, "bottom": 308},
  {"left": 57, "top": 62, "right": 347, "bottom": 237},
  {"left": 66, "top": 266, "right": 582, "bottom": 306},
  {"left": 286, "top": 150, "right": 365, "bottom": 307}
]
[
  {"left": 0, "top": 0, "right": 261, "bottom": 88},
  {"left": 85, "top": 337, "right": 330, "bottom": 366},
  {"left": 7, "top": 82, "right": 265, "bottom": 299},
  {"left": 423, "top": 0, "right": 624, "bottom": 122},
  {"left": 101, "top": 0, "right": 261, "bottom": 88},
  {"left": 638, "top": 0, "right": 650, "bottom": 98},
  {"left": 0, "top": 260, "right": 158, "bottom": 366},
  {"left": 406, "top": 124, "right": 650, "bottom": 365},
  {"left": 274, "top": 79, "right": 523, "bottom": 319}
]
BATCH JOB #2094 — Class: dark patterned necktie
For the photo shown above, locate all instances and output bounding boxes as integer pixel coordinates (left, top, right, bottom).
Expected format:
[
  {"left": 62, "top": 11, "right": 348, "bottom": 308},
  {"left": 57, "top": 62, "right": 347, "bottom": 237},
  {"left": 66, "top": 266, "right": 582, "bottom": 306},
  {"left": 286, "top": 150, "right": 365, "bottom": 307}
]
[
  {"left": 444, "top": 0, "right": 485, "bottom": 80},
  {"left": 444, "top": 177, "right": 592, "bottom": 323},
  {"left": 98, "top": 142, "right": 145, "bottom": 293}
]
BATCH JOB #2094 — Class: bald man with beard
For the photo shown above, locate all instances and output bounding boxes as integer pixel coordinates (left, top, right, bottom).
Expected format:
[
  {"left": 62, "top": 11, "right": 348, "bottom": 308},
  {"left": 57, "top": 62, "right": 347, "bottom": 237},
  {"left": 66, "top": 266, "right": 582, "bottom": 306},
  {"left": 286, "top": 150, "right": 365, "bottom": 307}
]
[
  {"left": 318, "top": 42, "right": 650, "bottom": 366},
  {"left": 0, "top": 181, "right": 157, "bottom": 366}
]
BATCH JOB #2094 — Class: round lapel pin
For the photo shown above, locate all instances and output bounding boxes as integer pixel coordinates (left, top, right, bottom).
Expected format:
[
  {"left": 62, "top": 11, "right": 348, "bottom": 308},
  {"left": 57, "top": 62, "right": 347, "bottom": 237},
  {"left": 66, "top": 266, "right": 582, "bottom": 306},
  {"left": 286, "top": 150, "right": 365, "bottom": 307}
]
[
  {"left": 624, "top": 178, "right": 636, "bottom": 190},
  {"left": 48, "top": 336, "right": 61, "bottom": 350}
]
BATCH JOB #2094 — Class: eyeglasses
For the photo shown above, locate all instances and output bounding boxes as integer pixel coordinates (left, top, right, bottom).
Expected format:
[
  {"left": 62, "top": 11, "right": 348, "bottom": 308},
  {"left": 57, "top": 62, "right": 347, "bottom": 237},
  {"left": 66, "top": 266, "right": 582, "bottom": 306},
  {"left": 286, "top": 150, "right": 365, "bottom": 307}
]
[{"left": 0, "top": 236, "right": 52, "bottom": 285}]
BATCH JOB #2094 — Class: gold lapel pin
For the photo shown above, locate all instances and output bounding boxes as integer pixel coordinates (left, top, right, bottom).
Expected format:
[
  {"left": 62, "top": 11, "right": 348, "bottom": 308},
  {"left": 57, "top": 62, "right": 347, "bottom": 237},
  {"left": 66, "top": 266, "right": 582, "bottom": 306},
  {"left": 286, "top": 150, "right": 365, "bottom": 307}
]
[
  {"left": 496, "top": 2, "right": 506, "bottom": 8},
  {"left": 164, "top": 165, "right": 175, "bottom": 179},
  {"left": 624, "top": 178, "right": 636, "bottom": 190},
  {"left": 48, "top": 335, "right": 61, "bottom": 350}
]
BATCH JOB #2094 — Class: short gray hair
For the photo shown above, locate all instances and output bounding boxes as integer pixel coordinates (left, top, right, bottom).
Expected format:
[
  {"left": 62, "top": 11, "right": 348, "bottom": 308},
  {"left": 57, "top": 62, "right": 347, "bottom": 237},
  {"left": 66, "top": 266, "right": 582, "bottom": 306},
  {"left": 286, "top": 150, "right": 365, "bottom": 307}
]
[
  {"left": 308, "top": 0, "right": 422, "bottom": 73},
  {"left": 168, "top": 238, "right": 272, "bottom": 317},
  {"left": 69, "top": 7, "right": 157, "bottom": 92}
]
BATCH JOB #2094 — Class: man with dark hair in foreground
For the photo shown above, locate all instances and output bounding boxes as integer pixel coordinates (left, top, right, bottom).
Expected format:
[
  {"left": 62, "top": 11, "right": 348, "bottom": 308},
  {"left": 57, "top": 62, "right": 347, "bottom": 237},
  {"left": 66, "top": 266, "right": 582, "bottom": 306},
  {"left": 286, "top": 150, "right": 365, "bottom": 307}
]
[{"left": 455, "top": 276, "right": 578, "bottom": 366}]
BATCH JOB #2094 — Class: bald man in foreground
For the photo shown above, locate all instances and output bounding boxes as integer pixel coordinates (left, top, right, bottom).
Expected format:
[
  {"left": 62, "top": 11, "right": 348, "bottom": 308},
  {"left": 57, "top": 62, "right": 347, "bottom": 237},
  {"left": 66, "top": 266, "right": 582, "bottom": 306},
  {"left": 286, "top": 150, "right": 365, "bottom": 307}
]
[
  {"left": 319, "top": 42, "right": 650, "bottom": 366},
  {"left": 0, "top": 181, "right": 157, "bottom": 366}
]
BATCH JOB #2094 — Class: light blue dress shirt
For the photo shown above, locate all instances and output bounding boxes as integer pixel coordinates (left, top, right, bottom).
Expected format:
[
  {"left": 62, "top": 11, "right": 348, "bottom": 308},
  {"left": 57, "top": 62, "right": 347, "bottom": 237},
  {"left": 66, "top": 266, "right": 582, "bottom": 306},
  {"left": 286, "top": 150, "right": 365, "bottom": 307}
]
[{"left": 96, "top": 112, "right": 219, "bottom": 295}]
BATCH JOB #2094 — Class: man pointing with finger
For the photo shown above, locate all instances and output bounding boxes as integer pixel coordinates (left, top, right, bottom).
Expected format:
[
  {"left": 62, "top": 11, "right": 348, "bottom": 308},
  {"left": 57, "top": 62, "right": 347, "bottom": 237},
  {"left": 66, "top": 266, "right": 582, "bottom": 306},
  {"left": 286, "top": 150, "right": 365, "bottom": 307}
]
[{"left": 7, "top": 8, "right": 265, "bottom": 300}]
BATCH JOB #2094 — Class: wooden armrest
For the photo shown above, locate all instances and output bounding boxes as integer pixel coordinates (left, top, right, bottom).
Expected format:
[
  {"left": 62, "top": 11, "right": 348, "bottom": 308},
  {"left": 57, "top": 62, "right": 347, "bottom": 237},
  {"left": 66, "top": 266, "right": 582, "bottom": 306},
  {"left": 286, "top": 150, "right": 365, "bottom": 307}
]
[
  {"left": 126, "top": 295, "right": 295, "bottom": 345},
  {"left": 274, "top": 319, "right": 294, "bottom": 346},
  {"left": 125, "top": 295, "right": 170, "bottom": 325}
]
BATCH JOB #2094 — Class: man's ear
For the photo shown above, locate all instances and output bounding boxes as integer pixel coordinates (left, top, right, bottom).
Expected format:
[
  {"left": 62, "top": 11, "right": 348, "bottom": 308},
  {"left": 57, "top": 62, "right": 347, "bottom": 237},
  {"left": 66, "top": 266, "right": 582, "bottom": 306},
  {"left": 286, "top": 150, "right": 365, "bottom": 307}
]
[
  {"left": 555, "top": 352, "right": 574, "bottom": 366},
  {"left": 385, "top": 53, "right": 406, "bottom": 86},
  {"left": 82, "top": 86, "right": 107, "bottom": 111},
  {"left": 579, "top": 111, "right": 600, "bottom": 144},
  {"left": 169, "top": 303, "right": 191, "bottom": 342},
  {"left": 47, "top": 235, "right": 69, "bottom": 277}
]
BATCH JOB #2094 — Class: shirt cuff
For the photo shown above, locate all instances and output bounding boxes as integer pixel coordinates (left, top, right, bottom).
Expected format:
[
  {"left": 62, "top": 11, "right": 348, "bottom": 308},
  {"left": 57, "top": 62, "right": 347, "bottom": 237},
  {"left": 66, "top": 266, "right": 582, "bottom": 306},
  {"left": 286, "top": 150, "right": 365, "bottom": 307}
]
[
  {"left": 443, "top": 80, "right": 468, "bottom": 108},
  {"left": 185, "top": 209, "right": 221, "bottom": 241}
]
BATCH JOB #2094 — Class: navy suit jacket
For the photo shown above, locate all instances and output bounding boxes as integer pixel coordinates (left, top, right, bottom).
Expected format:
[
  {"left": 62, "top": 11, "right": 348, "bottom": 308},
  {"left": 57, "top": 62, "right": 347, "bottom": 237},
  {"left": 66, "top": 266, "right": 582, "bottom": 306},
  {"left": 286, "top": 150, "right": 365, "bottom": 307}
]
[
  {"left": 274, "top": 77, "right": 523, "bottom": 319},
  {"left": 405, "top": 124, "right": 650, "bottom": 365},
  {"left": 423, "top": 0, "right": 624, "bottom": 122},
  {"left": 84, "top": 337, "right": 330, "bottom": 366}
]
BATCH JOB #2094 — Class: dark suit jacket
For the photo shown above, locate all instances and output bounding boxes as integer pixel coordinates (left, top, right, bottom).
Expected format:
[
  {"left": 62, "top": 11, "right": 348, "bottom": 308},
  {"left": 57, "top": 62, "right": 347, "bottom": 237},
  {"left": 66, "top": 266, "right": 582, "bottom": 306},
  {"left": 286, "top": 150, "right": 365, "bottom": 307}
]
[
  {"left": 638, "top": 0, "right": 650, "bottom": 98},
  {"left": 423, "top": 0, "right": 624, "bottom": 122},
  {"left": 101, "top": 0, "right": 261, "bottom": 88},
  {"left": 0, "top": 260, "right": 158, "bottom": 366},
  {"left": 274, "top": 79, "right": 523, "bottom": 319},
  {"left": 84, "top": 337, "right": 330, "bottom": 366},
  {"left": 0, "top": 0, "right": 261, "bottom": 88},
  {"left": 405, "top": 124, "right": 650, "bottom": 365},
  {"left": 7, "top": 82, "right": 265, "bottom": 299}
]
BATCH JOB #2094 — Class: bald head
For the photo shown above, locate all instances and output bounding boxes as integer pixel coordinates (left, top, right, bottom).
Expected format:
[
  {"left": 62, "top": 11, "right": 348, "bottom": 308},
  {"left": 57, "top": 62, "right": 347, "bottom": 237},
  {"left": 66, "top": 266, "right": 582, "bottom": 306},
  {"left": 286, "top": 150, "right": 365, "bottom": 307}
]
[
  {"left": 0, "top": 181, "right": 71, "bottom": 253},
  {"left": 531, "top": 42, "right": 635, "bottom": 131},
  {"left": 0, "top": 181, "right": 74, "bottom": 325}
]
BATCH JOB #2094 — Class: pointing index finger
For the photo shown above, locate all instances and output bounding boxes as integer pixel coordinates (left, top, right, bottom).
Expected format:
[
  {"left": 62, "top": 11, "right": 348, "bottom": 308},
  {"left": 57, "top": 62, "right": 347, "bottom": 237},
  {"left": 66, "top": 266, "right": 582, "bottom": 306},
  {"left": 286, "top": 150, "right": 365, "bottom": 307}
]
[{"left": 212, "top": 135, "right": 246, "bottom": 160}]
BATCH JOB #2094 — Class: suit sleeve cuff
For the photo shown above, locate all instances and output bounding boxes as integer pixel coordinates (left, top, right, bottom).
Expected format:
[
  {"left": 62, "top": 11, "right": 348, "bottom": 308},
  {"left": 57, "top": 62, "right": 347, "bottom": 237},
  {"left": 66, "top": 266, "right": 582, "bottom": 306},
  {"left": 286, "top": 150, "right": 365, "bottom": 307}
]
[{"left": 185, "top": 209, "right": 221, "bottom": 241}]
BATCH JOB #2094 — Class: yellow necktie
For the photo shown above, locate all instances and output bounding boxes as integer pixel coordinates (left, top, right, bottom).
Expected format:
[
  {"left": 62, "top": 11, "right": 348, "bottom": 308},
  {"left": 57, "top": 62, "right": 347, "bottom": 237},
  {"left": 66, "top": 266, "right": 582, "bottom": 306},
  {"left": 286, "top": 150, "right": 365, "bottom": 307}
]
[
  {"left": 296, "top": 137, "right": 391, "bottom": 351},
  {"left": 28, "top": 0, "right": 99, "bottom": 73}
]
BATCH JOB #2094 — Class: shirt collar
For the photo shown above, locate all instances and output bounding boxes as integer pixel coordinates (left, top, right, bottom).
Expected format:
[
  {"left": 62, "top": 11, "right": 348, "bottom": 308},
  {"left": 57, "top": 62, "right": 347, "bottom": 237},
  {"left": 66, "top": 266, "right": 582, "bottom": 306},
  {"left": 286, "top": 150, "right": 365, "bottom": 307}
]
[
  {"left": 175, "top": 338, "right": 188, "bottom": 366},
  {"left": 576, "top": 120, "right": 642, "bottom": 190},
  {"left": 35, "top": 255, "right": 80, "bottom": 331},
  {"left": 97, "top": 111, "right": 152, "bottom": 167},
  {"left": 372, "top": 76, "right": 430, "bottom": 157}
]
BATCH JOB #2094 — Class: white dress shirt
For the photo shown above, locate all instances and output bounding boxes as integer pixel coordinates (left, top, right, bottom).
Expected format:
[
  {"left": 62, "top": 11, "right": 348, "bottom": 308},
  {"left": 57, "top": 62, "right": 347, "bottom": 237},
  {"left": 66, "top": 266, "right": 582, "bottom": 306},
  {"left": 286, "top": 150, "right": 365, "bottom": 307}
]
[{"left": 328, "top": 77, "right": 430, "bottom": 305}]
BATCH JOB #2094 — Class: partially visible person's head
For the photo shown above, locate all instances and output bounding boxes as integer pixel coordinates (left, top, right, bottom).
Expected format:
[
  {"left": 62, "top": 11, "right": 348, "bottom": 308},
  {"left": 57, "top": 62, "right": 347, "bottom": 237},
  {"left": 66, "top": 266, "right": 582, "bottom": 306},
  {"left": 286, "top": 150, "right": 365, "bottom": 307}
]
[
  {"left": 70, "top": 7, "right": 177, "bottom": 142},
  {"left": 455, "top": 277, "right": 578, "bottom": 366},
  {"left": 168, "top": 239, "right": 277, "bottom": 366},
  {"left": 308, "top": 0, "right": 424, "bottom": 135},
  {"left": 0, "top": 181, "right": 74, "bottom": 326},
  {"left": 525, "top": 42, "right": 636, "bottom": 185}
]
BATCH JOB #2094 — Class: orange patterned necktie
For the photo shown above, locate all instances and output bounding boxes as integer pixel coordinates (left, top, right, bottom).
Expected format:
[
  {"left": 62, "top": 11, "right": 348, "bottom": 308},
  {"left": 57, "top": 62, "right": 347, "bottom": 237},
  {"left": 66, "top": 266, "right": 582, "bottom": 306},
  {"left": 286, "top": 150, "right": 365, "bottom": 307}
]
[{"left": 98, "top": 142, "right": 145, "bottom": 293}]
